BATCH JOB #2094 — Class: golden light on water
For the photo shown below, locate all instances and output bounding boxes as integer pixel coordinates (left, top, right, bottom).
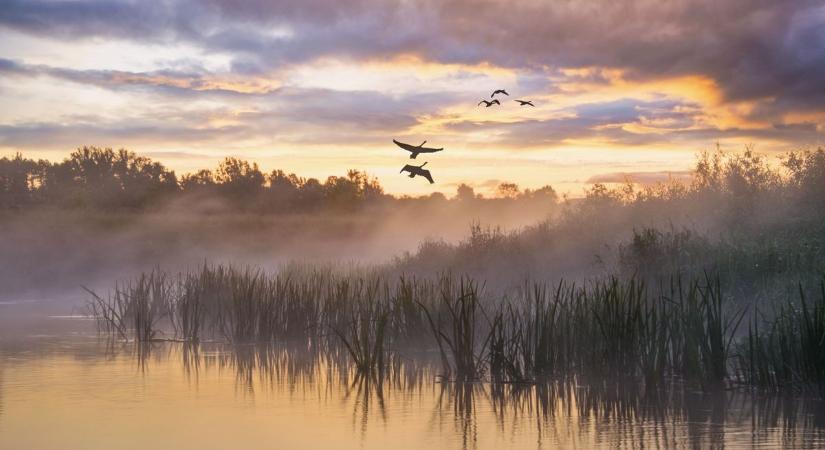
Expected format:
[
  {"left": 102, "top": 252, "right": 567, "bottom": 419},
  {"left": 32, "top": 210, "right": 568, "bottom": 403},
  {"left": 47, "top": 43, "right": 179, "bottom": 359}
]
[{"left": 2, "top": 341, "right": 821, "bottom": 450}]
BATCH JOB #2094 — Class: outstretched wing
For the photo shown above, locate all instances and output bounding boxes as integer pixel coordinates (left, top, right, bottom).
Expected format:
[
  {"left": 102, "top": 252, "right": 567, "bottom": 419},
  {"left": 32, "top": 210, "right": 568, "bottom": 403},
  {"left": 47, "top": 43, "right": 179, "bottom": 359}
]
[
  {"left": 400, "top": 164, "right": 416, "bottom": 173},
  {"left": 396, "top": 139, "right": 442, "bottom": 154},
  {"left": 421, "top": 169, "right": 434, "bottom": 184},
  {"left": 492, "top": 99, "right": 500, "bottom": 105},
  {"left": 393, "top": 139, "right": 416, "bottom": 152}
]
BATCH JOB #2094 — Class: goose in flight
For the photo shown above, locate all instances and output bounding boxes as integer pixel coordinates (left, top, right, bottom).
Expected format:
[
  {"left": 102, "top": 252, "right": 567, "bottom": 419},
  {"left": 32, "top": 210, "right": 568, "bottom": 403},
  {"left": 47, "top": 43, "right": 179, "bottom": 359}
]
[
  {"left": 515, "top": 100, "right": 535, "bottom": 107},
  {"left": 491, "top": 89, "right": 509, "bottom": 98},
  {"left": 393, "top": 139, "right": 444, "bottom": 159},
  {"left": 400, "top": 162, "right": 434, "bottom": 184},
  {"left": 478, "top": 99, "right": 501, "bottom": 107}
]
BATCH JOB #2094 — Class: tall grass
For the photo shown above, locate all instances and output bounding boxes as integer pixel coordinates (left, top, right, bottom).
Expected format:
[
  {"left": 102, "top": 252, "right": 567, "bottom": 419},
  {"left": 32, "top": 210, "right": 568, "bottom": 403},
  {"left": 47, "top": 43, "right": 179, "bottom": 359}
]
[
  {"left": 417, "top": 277, "right": 489, "bottom": 381},
  {"left": 170, "top": 272, "right": 204, "bottom": 341},
  {"left": 332, "top": 281, "right": 389, "bottom": 374},
  {"left": 88, "top": 264, "right": 822, "bottom": 391},
  {"left": 85, "top": 271, "right": 170, "bottom": 342},
  {"left": 478, "top": 275, "right": 746, "bottom": 387},
  {"left": 737, "top": 278, "right": 825, "bottom": 394},
  {"left": 672, "top": 274, "right": 747, "bottom": 387}
]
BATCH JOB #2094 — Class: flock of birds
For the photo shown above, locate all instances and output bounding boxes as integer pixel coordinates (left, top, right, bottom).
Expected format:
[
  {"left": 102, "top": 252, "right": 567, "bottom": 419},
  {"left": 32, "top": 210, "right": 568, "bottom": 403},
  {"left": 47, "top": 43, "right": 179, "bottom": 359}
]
[
  {"left": 479, "top": 89, "right": 535, "bottom": 107},
  {"left": 395, "top": 89, "right": 534, "bottom": 184}
]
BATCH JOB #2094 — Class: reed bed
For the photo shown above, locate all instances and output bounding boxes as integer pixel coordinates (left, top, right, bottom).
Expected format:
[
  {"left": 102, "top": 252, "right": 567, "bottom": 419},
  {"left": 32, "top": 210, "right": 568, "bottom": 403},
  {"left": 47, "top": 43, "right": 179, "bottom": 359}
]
[
  {"left": 88, "top": 264, "right": 824, "bottom": 392},
  {"left": 477, "top": 275, "right": 748, "bottom": 388},
  {"left": 86, "top": 264, "right": 438, "bottom": 349},
  {"left": 737, "top": 280, "right": 825, "bottom": 394}
]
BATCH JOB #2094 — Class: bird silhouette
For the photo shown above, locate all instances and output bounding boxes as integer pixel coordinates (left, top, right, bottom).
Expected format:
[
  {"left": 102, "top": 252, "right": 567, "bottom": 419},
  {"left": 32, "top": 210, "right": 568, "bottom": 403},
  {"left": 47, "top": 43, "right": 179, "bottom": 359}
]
[
  {"left": 400, "top": 162, "right": 434, "bottom": 184},
  {"left": 514, "top": 100, "right": 535, "bottom": 106},
  {"left": 491, "top": 89, "right": 509, "bottom": 98},
  {"left": 392, "top": 139, "right": 444, "bottom": 159},
  {"left": 478, "top": 99, "right": 501, "bottom": 107}
]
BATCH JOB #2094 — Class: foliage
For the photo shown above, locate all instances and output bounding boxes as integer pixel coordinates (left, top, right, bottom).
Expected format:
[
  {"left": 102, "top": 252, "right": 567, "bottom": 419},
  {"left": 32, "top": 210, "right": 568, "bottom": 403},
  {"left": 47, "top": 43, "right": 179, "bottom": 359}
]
[{"left": 1, "top": 146, "right": 561, "bottom": 212}]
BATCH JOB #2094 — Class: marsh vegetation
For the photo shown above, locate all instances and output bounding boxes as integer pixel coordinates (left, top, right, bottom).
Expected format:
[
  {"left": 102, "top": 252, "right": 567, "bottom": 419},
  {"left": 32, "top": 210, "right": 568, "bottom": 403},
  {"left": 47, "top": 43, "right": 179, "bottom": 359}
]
[
  {"left": 3, "top": 145, "right": 825, "bottom": 450},
  {"left": 86, "top": 265, "right": 825, "bottom": 394},
  {"left": 3, "top": 145, "right": 825, "bottom": 393}
]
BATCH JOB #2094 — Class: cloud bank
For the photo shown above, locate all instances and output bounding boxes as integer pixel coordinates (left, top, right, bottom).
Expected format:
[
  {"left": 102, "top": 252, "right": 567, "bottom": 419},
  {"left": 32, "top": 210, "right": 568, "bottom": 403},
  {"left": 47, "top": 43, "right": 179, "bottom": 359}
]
[{"left": 0, "top": 0, "right": 823, "bottom": 195}]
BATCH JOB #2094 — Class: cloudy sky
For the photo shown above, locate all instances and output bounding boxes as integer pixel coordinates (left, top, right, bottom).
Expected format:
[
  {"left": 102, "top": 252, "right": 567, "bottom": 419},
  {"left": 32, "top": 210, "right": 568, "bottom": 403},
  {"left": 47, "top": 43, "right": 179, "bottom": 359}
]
[{"left": 0, "top": 0, "right": 823, "bottom": 196}]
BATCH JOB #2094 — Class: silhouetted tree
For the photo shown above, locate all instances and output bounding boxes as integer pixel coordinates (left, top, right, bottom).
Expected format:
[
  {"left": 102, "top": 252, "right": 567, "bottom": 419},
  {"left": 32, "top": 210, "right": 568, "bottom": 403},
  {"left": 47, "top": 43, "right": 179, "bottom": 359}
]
[
  {"left": 323, "top": 174, "right": 361, "bottom": 210},
  {"left": 456, "top": 183, "right": 476, "bottom": 201},
  {"left": 0, "top": 153, "right": 46, "bottom": 208},
  {"left": 320, "top": 170, "right": 385, "bottom": 210},
  {"left": 298, "top": 178, "right": 325, "bottom": 210},
  {"left": 428, "top": 192, "right": 447, "bottom": 202},
  {"left": 783, "top": 147, "right": 825, "bottom": 211},
  {"left": 214, "top": 157, "right": 265, "bottom": 202},
  {"left": 497, "top": 182, "right": 519, "bottom": 199},
  {"left": 521, "top": 185, "right": 558, "bottom": 202},
  {"left": 181, "top": 169, "right": 216, "bottom": 191},
  {"left": 267, "top": 169, "right": 300, "bottom": 210},
  {"left": 40, "top": 146, "right": 177, "bottom": 208}
]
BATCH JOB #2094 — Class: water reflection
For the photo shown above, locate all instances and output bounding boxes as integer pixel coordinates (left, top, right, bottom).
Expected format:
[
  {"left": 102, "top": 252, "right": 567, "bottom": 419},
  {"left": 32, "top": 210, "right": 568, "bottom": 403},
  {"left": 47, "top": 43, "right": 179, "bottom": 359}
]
[
  {"left": 2, "top": 339, "right": 825, "bottom": 449},
  {"left": 435, "top": 383, "right": 485, "bottom": 449},
  {"left": 0, "top": 364, "right": 4, "bottom": 420},
  {"left": 344, "top": 372, "right": 388, "bottom": 438}
]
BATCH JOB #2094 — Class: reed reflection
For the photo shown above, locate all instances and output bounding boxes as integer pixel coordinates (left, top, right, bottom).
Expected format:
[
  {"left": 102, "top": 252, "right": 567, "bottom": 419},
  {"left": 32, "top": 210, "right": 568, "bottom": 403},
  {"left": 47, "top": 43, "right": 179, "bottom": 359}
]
[{"left": 101, "top": 340, "right": 825, "bottom": 449}]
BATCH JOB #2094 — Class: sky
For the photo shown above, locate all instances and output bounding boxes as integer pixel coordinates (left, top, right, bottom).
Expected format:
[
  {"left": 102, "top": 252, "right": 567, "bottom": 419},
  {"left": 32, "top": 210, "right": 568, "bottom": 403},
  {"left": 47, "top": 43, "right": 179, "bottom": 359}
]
[{"left": 0, "top": 0, "right": 823, "bottom": 196}]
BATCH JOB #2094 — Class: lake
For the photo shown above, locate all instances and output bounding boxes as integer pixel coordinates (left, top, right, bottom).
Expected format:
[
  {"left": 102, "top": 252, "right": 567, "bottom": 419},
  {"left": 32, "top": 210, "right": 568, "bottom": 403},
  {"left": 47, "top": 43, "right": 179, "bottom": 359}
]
[{"left": 2, "top": 303, "right": 825, "bottom": 449}]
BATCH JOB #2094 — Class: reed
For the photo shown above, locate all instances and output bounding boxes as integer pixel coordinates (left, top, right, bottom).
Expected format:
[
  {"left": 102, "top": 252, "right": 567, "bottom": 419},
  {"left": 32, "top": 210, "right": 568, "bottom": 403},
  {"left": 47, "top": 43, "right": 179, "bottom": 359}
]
[
  {"left": 388, "top": 276, "right": 429, "bottom": 342},
  {"left": 737, "top": 278, "right": 825, "bottom": 394},
  {"left": 170, "top": 272, "right": 204, "bottom": 341},
  {"left": 86, "top": 270, "right": 170, "bottom": 342},
  {"left": 332, "top": 280, "right": 389, "bottom": 374},
  {"left": 638, "top": 293, "right": 671, "bottom": 386},
  {"left": 487, "top": 303, "right": 527, "bottom": 383},
  {"left": 672, "top": 274, "right": 746, "bottom": 387},
  {"left": 523, "top": 283, "right": 560, "bottom": 376},
  {"left": 590, "top": 277, "right": 646, "bottom": 374},
  {"left": 85, "top": 285, "right": 129, "bottom": 340},
  {"left": 417, "top": 277, "right": 489, "bottom": 381},
  {"left": 87, "top": 264, "right": 820, "bottom": 391}
]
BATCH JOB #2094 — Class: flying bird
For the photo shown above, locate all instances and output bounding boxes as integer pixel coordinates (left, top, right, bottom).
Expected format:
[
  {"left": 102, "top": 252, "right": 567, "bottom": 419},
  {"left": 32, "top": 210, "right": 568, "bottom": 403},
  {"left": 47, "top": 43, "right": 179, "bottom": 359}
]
[
  {"left": 515, "top": 100, "right": 535, "bottom": 107},
  {"left": 478, "top": 99, "right": 501, "bottom": 107},
  {"left": 392, "top": 139, "right": 444, "bottom": 159},
  {"left": 491, "top": 89, "right": 509, "bottom": 98},
  {"left": 400, "top": 162, "right": 435, "bottom": 184}
]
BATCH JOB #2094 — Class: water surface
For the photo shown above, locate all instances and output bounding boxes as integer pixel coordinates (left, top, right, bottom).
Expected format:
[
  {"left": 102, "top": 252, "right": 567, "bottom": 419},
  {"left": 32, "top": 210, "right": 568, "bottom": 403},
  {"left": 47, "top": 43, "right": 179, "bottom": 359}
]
[{"left": 2, "top": 313, "right": 825, "bottom": 449}]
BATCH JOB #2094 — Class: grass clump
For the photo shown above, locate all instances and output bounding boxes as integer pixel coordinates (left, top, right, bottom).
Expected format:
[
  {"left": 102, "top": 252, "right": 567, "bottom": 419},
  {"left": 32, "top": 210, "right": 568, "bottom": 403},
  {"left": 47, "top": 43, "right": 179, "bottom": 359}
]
[
  {"left": 332, "top": 281, "right": 389, "bottom": 374},
  {"left": 418, "top": 277, "right": 489, "bottom": 381},
  {"left": 86, "top": 270, "right": 170, "bottom": 342}
]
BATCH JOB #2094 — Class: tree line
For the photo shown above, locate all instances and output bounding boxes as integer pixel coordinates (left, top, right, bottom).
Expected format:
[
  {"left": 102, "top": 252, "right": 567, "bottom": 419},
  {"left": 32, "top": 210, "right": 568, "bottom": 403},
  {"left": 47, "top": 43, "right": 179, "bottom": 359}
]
[{"left": 0, "top": 146, "right": 558, "bottom": 212}]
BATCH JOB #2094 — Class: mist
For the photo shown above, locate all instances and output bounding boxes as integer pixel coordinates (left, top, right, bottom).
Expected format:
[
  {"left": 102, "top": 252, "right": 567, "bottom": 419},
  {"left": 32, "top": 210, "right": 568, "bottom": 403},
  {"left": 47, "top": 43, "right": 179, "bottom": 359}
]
[
  {"left": 2, "top": 145, "right": 825, "bottom": 313},
  {"left": 0, "top": 194, "right": 558, "bottom": 300}
]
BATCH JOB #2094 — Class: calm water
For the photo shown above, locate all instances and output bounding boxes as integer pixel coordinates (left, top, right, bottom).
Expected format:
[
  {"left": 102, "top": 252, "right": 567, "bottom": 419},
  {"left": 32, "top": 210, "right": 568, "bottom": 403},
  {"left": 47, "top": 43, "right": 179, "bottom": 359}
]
[{"left": 2, "top": 309, "right": 825, "bottom": 449}]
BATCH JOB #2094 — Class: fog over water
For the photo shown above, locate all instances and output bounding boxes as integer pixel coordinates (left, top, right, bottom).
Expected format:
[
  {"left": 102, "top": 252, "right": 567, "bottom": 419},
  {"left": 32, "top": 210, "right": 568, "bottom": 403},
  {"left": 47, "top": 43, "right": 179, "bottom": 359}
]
[
  {"left": 2, "top": 148, "right": 825, "bottom": 449},
  {"left": 0, "top": 199, "right": 556, "bottom": 298},
  {"left": 2, "top": 0, "right": 825, "bottom": 447}
]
